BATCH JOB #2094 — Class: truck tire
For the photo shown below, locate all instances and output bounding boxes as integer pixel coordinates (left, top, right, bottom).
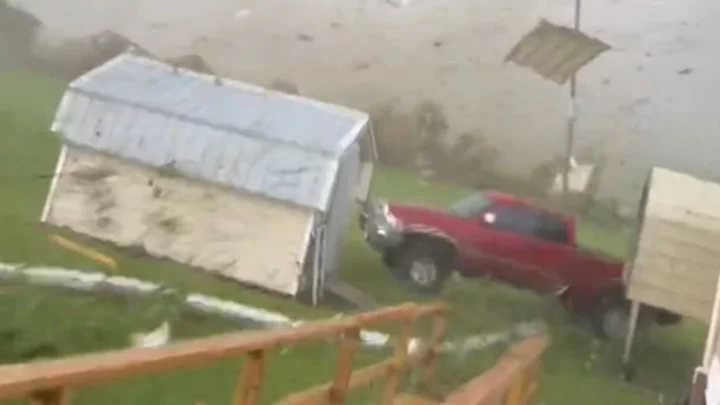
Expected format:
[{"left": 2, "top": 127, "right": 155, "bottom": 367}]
[
  {"left": 392, "top": 238, "right": 454, "bottom": 295},
  {"left": 591, "top": 290, "right": 631, "bottom": 341}
]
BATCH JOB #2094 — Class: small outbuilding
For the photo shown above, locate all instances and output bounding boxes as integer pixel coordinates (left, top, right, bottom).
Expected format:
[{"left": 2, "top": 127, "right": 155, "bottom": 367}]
[
  {"left": 623, "top": 167, "right": 720, "bottom": 368},
  {"left": 41, "top": 53, "right": 375, "bottom": 304},
  {"left": 625, "top": 167, "right": 720, "bottom": 322}
]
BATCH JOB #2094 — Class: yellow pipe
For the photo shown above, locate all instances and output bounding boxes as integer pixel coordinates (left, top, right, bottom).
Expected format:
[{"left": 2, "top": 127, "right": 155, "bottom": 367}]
[{"left": 49, "top": 234, "right": 118, "bottom": 271}]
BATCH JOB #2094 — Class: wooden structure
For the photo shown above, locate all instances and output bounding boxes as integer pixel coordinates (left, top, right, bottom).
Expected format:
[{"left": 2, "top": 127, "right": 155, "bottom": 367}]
[
  {"left": 441, "top": 335, "right": 548, "bottom": 405},
  {"left": 686, "top": 274, "right": 720, "bottom": 405},
  {"left": 626, "top": 167, "right": 720, "bottom": 322},
  {"left": 623, "top": 167, "right": 720, "bottom": 366},
  {"left": 0, "top": 302, "right": 549, "bottom": 405}
]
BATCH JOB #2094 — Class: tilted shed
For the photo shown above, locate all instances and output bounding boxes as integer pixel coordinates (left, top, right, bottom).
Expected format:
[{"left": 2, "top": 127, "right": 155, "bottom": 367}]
[
  {"left": 41, "top": 53, "right": 375, "bottom": 304},
  {"left": 626, "top": 167, "right": 720, "bottom": 322}
]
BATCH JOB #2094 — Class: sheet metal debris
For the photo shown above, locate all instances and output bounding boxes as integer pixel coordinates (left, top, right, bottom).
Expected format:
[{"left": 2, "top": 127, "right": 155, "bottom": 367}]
[{"left": 505, "top": 19, "right": 611, "bottom": 84}]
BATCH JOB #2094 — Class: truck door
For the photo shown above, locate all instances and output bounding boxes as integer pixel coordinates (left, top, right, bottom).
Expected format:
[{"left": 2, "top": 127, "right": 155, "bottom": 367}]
[
  {"left": 480, "top": 205, "right": 565, "bottom": 294},
  {"left": 528, "top": 212, "right": 574, "bottom": 294}
]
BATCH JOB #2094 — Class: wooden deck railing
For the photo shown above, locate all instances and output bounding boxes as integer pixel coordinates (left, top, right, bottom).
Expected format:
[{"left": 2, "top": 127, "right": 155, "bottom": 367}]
[
  {"left": 0, "top": 301, "right": 549, "bottom": 405},
  {"left": 441, "top": 335, "right": 549, "bottom": 405},
  {"left": 0, "top": 302, "right": 448, "bottom": 405}
]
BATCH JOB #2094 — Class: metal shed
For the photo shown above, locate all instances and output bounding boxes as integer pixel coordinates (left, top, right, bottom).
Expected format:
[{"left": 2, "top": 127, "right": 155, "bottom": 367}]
[{"left": 41, "top": 53, "right": 375, "bottom": 304}]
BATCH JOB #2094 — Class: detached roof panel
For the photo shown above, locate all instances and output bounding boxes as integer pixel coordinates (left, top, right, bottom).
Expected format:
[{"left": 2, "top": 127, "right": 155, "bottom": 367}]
[{"left": 505, "top": 19, "right": 611, "bottom": 84}]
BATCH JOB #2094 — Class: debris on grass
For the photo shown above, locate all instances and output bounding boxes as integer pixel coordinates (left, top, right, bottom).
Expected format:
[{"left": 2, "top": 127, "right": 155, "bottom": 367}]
[{"left": 130, "top": 321, "right": 171, "bottom": 348}]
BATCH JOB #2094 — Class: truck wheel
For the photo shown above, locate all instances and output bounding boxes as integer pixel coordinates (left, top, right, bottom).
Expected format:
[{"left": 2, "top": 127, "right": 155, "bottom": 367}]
[
  {"left": 592, "top": 292, "right": 631, "bottom": 341},
  {"left": 394, "top": 242, "right": 452, "bottom": 295}
]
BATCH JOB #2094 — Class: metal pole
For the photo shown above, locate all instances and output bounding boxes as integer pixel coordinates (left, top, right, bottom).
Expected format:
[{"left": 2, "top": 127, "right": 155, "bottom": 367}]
[
  {"left": 563, "top": 0, "right": 582, "bottom": 193},
  {"left": 702, "top": 274, "right": 720, "bottom": 370},
  {"left": 622, "top": 301, "right": 641, "bottom": 367}
]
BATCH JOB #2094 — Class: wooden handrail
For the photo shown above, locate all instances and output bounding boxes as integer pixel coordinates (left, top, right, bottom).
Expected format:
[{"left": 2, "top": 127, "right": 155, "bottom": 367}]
[
  {"left": 442, "top": 335, "right": 549, "bottom": 405},
  {"left": 0, "top": 301, "right": 448, "bottom": 405},
  {"left": 0, "top": 299, "right": 548, "bottom": 405}
]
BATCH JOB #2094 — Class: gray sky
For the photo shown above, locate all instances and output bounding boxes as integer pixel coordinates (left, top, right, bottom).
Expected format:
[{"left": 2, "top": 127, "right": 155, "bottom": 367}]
[{"left": 8, "top": 0, "right": 720, "bottom": 206}]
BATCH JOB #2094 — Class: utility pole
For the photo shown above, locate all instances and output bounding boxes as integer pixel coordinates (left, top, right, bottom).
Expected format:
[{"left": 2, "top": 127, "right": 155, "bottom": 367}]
[{"left": 563, "top": 0, "right": 582, "bottom": 193}]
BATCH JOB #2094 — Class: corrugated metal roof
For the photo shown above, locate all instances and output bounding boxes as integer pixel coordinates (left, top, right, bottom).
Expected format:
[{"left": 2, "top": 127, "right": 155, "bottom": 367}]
[
  {"left": 505, "top": 19, "right": 611, "bottom": 84},
  {"left": 50, "top": 53, "right": 370, "bottom": 211}
]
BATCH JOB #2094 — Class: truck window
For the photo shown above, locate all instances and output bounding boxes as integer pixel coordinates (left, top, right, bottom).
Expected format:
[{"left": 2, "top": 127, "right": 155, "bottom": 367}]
[
  {"left": 448, "top": 193, "right": 493, "bottom": 219},
  {"left": 534, "top": 213, "right": 570, "bottom": 245},
  {"left": 488, "top": 206, "right": 538, "bottom": 237}
]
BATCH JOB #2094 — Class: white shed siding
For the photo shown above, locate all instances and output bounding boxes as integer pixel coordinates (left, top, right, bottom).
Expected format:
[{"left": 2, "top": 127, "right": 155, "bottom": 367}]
[
  {"left": 322, "top": 143, "right": 362, "bottom": 277},
  {"left": 50, "top": 54, "right": 370, "bottom": 211},
  {"left": 45, "top": 147, "right": 311, "bottom": 295},
  {"left": 627, "top": 168, "right": 720, "bottom": 322}
]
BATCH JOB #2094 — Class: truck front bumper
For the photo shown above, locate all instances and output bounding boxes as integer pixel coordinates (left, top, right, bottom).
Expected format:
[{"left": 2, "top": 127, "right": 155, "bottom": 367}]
[{"left": 358, "top": 212, "right": 403, "bottom": 253}]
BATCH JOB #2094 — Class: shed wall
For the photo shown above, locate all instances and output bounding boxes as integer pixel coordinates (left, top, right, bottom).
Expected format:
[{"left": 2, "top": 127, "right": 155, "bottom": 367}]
[
  {"left": 45, "top": 147, "right": 311, "bottom": 295},
  {"left": 627, "top": 168, "right": 720, "bottom": 322},
  {"left": 321, "top": 142, "right": 362, "bottom": 278}
]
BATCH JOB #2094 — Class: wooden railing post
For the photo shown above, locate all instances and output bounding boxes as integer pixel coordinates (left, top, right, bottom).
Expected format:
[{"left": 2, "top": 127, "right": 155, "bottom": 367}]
[
  {"left": 232, "top": 350, "right": 266, "bottom": 405},
  {"left": 523, "top": 361, "right": 540, "bottom": 404},
  {"left": 381, "top": 320, "right": 415, "bottom": 405},
  {"left": 30, "top": 388, "right": 70, "bottom": 405},
  {"left": 503, "top": 371, "right": 528, "bottom": 405},
  {"left": 421, "top": 311, "right": 447, "bottom": 389},
  {"left": 504, "top": 353, "right": 541, "bottom": 405},
  {"left": 329, "top": 328, "right": 361, "bottom": 405},
  {"left": 442, "top": 335, "right": 548, "bottom": 405}
]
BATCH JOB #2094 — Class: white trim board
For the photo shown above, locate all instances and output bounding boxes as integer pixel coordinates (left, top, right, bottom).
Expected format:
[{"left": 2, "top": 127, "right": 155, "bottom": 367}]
[{"left": 40, "top": 145, "right": 68, "bottom": 223}]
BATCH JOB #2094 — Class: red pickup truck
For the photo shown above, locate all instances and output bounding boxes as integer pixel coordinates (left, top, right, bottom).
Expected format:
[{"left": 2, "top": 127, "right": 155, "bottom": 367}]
[{"left": 359, "top": 190, "right": 681, "bottom": 339}]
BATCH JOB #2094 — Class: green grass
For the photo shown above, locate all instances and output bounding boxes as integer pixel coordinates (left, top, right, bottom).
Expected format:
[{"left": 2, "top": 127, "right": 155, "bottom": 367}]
[
  {"left": 0, "top": 283, "right": 386, "bottom": 405},
  {"left": 0, "top": 67, "right": 707, "bottom": 405}
]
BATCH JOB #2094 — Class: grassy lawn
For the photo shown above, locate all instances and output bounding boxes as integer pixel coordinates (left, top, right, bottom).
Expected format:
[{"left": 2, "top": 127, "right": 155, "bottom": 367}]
[
  {"left": 0, "top": 282, "right": 386, "bottom": 405},
  {"left": 0, "top": 67, "right": 707, "bottom": 405}
]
